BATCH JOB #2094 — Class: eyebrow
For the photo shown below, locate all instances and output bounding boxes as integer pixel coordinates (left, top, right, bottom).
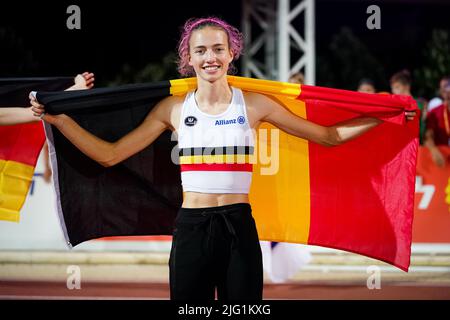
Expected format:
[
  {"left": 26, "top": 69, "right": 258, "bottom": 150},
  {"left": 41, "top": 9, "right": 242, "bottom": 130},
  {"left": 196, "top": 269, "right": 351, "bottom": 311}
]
[{"left": 193, "top": 44, "right": 226, "bottom": 49}]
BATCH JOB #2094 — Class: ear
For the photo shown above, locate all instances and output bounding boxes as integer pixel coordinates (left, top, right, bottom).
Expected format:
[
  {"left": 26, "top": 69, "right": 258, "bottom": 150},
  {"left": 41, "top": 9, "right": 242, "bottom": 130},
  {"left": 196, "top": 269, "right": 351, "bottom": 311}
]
[
  {"left": 229, "top": 49, "right": 235, "bottom": 62},
  {"left": 188, "top": 53, "right": 193, "bottom": 67}
]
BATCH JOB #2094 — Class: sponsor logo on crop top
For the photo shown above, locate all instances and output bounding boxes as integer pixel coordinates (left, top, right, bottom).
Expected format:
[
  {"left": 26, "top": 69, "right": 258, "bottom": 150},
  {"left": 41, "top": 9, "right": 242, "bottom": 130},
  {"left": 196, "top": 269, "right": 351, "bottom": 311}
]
[{"left": 215, "top": 116, "right": 246, "bottom": 126}]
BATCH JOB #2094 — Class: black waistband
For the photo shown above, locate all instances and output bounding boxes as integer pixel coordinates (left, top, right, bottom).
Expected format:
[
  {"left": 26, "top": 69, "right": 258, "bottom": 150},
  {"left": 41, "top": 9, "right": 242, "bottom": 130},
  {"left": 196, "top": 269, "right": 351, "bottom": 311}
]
[{"left": 180, "top": 202, "right": 251, "bottom": 214}]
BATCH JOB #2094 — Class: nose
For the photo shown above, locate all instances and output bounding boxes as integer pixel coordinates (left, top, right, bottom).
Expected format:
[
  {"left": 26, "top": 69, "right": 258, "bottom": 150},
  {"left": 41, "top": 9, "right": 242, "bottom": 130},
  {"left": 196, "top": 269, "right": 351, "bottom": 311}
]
[{"left": 205, "top": 50, "right": 216, "bottom": 62}]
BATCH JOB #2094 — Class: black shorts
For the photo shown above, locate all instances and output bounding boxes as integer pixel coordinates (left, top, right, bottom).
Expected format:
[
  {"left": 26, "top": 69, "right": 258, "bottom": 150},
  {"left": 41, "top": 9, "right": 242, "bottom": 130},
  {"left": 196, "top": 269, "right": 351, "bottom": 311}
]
[{"left": 169, "top": 202, "right": 263, "bottom": 301}]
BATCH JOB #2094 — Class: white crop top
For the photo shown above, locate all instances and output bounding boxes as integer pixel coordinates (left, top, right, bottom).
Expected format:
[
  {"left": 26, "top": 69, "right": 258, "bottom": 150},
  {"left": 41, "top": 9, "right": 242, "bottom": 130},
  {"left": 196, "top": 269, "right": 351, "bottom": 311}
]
[{"left": 177, "top": 87, "right": 255, "bottom": 194}]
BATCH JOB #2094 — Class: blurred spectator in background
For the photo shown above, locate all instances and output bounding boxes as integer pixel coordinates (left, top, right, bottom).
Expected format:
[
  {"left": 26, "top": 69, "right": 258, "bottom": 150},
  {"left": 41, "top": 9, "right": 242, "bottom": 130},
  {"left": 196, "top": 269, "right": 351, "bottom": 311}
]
[
  {"left": 357, "top": 78, "right": 376, "bottom": 94},
  {"left": 390, "top": 69, "right": 427, "bottom": 145},
  {"left": 428, "top": 76, "right": 450, "bottom": 112},
  {"left": 288, "top": 72, "right": 305, "bottom": 85},
  {"left": 424, "top": 82, "right": 450, "bottom": 167}
]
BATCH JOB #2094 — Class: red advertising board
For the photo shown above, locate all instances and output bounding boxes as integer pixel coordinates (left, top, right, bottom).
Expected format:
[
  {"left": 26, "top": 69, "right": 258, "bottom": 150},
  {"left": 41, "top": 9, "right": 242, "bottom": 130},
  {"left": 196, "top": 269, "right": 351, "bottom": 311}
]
[{"left": 413, "top": 146, "right": 450, "bottom": 242}]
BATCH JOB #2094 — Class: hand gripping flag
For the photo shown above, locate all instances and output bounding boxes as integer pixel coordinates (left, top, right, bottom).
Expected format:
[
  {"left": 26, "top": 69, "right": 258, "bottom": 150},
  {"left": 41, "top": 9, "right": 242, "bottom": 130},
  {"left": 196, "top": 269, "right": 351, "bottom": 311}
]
[
  {"left": 0, "top": 77, "right": 73, "bottom": 222},
  {"left": 35, "top": 76, "right": 419, "bottom": 271}
]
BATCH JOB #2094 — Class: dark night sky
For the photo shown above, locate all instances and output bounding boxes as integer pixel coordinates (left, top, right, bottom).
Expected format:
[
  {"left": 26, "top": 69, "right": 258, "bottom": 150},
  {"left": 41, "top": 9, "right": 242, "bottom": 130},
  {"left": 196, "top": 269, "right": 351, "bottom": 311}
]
[{"left": 1, "top": 0, "right": 449, "bottom": 91}]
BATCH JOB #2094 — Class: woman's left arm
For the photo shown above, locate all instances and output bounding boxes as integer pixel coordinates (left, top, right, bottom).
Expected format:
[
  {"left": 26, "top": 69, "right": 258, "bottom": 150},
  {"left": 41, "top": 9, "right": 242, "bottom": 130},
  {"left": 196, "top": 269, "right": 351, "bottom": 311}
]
[{"left": 247, "top": 93, "right": 416, "bottom": 147}]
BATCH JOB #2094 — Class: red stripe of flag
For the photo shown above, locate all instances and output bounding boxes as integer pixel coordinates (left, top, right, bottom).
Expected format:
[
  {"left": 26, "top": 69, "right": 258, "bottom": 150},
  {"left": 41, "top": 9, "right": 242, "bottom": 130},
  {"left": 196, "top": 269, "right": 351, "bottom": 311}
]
[{"left": 298, "top": 86, "right": 418, "bottom": 271}]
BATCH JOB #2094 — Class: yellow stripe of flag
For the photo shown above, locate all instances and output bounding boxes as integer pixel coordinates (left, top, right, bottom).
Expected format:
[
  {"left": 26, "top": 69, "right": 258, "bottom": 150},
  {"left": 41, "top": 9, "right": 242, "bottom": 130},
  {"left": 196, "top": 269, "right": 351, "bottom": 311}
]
[{"left": 249, "top": 95, "right": 311, "bottom": 244}]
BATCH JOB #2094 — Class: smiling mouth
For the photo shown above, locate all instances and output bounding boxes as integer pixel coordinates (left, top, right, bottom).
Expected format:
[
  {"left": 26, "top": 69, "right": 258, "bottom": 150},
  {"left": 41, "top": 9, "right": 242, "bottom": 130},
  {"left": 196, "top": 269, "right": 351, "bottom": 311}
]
[{"left": 202, "top": 65, "right": 221, "bottom": 71}]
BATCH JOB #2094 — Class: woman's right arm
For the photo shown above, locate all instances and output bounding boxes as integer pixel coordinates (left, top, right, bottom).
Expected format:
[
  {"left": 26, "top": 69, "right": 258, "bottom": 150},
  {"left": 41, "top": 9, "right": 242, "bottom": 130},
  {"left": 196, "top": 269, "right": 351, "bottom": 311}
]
[{"left": 30, "top": 95, "right": 175, "bottom": 167}]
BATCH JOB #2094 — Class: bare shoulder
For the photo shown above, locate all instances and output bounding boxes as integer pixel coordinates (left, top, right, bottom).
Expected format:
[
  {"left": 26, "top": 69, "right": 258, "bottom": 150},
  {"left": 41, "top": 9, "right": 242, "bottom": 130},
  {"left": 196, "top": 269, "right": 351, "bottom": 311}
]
[
  {"left": 242, "top": 91, "right": 268, "bottom": 106},
  {"left": 243, "top": 91, "right": 280, "bottom": 119},
  {"left": 151, "top": 94, "right": 186, "bottom": 131},
  {"left": 241, "top": 92, "right": 275, "bottom": 127},
  {"left": 243, "top": 91, "right": 280, "bottom": 109},
  {"left": 155, "top": 94, "right": 185, "bottom": 110},
  {"left": 151, "top": 94, "right": 185, "bottom": 116}
]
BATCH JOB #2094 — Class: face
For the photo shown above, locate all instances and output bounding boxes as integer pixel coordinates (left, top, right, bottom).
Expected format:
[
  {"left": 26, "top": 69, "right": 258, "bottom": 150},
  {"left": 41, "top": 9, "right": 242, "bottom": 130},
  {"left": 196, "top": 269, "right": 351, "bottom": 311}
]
[
  {"left": 188, "top": 27, "right": 234, "bottom": 82},
  {"left": 440, "top": 79, "right": 449, "bottom": 96},
  {"left": 357, "top": 84, "right": 375, "bottom": 94},
  {"left": 391, "top": 81, "right": 410, "bottom": 95},
  {"left": 443, "top": 85, "right": 450, "bottom": 102}
]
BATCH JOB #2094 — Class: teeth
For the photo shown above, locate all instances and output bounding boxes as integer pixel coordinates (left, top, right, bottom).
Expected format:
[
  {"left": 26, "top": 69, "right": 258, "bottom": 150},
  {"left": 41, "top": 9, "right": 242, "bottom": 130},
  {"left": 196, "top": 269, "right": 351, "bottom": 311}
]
[{"left": 204, "top": 66, "right": 219, "bottom": 70}]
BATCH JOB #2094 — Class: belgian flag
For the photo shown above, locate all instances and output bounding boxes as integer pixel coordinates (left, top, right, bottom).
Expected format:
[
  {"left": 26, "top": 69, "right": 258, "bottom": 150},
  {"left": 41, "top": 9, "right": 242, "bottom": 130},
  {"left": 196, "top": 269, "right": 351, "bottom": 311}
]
[{"left": 32, "top": 76, "right": 418, "bottom": 271}]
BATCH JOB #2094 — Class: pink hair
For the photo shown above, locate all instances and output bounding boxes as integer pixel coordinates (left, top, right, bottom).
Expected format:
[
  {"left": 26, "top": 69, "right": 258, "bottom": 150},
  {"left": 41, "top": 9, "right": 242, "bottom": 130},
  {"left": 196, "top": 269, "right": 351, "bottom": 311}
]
[{"left": 177, "top": 17, "right": 244, "bottom": 77}]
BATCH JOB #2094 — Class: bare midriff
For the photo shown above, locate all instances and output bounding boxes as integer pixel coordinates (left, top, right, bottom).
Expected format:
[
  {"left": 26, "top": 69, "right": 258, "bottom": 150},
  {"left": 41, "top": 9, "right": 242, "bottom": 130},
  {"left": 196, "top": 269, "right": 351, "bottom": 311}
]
[{"left": 182, "top": 192, "right": 250, "bottom": 208}]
